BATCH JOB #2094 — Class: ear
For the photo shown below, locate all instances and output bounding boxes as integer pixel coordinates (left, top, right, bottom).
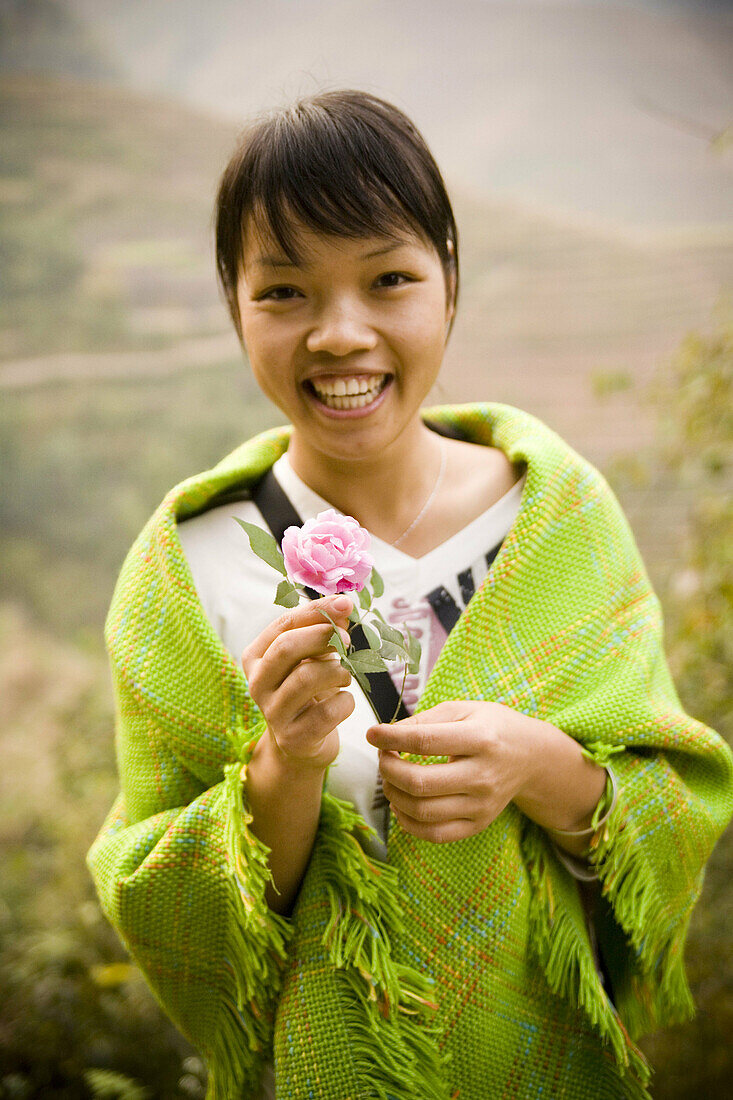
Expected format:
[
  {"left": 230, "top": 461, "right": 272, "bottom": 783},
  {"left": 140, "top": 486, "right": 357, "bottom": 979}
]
[
  {"left": 445, "top": 239, "right": 457, "bottom": 323},
  {"left": 445, "top": 275, "right": 457, "bottom": 334}
]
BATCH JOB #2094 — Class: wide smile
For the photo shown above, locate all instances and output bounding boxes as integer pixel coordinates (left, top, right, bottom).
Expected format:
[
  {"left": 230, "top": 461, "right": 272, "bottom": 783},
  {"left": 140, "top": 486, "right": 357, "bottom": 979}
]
[{"left": 305, "top": 373, "right": 392, "bottom": 418}]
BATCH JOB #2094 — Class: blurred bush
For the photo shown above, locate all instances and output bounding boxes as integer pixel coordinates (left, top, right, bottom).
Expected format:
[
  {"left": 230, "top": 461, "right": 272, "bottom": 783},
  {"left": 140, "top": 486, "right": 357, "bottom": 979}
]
[
  {"left": 626, "top": 305, "right": 732, "bottom": 1098},
  {"left": 0, "top": 605, "right": 204, "bottom": 1097}
]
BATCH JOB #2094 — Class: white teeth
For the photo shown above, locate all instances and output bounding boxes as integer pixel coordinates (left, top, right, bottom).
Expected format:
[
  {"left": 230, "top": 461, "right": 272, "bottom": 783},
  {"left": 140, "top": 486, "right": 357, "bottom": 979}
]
[
  {"left": 311, "top": 373, "right": 385, "bottom": 397},
  {"left": 324, "top": 392, "right": 375, "bottom": 410},
  {"left": 311, "top": 373, "right": 387, "bottom": 409}
]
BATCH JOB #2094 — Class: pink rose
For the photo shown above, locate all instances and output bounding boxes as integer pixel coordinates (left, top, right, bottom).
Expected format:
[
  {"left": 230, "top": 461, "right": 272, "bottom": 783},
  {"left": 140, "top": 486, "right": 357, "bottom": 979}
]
[{"left": 282, "top": 508, "right": 374, "bottom": 596}]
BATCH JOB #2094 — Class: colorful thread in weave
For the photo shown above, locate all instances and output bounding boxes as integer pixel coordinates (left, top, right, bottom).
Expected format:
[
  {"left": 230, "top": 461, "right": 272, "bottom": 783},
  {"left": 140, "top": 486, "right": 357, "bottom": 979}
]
[{"left": 88, "top": 402, "right": 733, "bottom": 1099}]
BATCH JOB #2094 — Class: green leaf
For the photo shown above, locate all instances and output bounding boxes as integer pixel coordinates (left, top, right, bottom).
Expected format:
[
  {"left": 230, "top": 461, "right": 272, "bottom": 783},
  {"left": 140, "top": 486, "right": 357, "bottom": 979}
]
[
  {"left": 406, "top": 631, "right": 421, "bottom": 675},
  {"left": 358, "top": 585, "right": 372, "bottom": 610},
  {"left": 370, "top": 566, "right": 384, "bottom": 598},
  {"left": 318, "top": 611, "right": 348, "bottom": 659},
  {"left": 362, "top": 623, "right": 381, "bottom": 651},
  {"left": 328, "top": 631, "right": 348, "bottom": 658},
  {"left": 373, "top": 619, "right": 405, "bottom": 647},
  {"left": 233, "top": 518, "right": 287, "bottom": 576},
  {"left": 274, "top": 579, "right": 299, "bottom": 608},
  {"left": 379, "top": 638, "right": 408, "bottom": 662},
  {"left": 348, "top": 604, "right": 362, "bottom": 624},
  {"left": 348, "top": 649, "right": 388, "bottom": 674}
]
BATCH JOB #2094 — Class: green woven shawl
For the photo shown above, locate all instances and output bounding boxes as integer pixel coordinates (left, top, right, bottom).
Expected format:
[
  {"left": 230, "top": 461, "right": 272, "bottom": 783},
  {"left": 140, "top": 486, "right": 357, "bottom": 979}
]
[{"left": 88, "top": 403, "right": 733, "bottom": 1099}]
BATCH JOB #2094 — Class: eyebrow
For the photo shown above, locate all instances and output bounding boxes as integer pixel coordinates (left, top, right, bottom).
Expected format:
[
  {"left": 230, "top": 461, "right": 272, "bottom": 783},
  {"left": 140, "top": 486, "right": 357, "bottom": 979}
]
[{"left": 253, "top": 239, "right": 412, "bottom": 269}]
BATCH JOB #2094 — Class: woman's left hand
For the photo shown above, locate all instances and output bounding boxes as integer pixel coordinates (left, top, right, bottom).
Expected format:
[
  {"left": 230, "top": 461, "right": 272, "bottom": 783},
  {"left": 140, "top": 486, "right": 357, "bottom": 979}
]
[{"left": 366, "top": 700, "right": 533, "bottom": 843}]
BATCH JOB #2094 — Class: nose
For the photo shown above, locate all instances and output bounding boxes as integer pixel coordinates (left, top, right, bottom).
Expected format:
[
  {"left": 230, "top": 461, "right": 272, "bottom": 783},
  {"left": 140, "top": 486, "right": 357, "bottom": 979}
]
[{"left": 305, "top": 298, "right": 378, "bottom": 357}]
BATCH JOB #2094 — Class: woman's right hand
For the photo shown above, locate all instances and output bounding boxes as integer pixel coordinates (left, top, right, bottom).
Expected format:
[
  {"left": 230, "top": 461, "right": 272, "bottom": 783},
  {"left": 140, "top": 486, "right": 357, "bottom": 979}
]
[{"left": 241, "top": 595, "right": 355, "bottom": 771}]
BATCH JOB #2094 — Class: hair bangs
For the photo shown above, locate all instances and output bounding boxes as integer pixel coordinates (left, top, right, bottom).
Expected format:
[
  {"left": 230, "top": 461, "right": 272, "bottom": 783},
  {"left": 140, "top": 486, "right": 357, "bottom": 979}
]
[
  {"left": 246, "top": 120, "right": 429, "bottom": 264},
  {"left": 215, "top": 90, "right": 459, "bottom": 344}
]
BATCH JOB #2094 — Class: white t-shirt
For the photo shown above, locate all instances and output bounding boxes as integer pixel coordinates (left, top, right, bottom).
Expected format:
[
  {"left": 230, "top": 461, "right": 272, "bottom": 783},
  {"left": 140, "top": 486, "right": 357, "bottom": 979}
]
[
  {"left": 179, "top": 455, "right": 524, "bottom": 1100},
  {"left": 178, "top": 453, "right": 526, "bottom": 861}
]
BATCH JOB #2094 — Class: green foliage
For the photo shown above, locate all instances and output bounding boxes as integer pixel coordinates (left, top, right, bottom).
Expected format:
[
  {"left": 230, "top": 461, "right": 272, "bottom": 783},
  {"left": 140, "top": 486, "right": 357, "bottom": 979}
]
[
  {"left": 370, "top": 566, "right": 385, "bottom": 598},
  {"left": 274, "top": 578, "right": 300, "bottom": 608},
  {"left": 601, "top": 303, "right": 733, "bottom": 1097},
  {"left": 375, "top": 638, "right": 407, "bottom": 662},
  {"left": 641, "top": 302, "right": 732, "bottom": 740},
  {"left": 590, "top": 368, "right": 632, "bottom": 399},
  {"left": 0, "top": 607, "right": 206, "bottom": 1098},
  {"left": 234, "top": 518, "right": 287, "bottom": 577},
  {"left": 347, "top": 648, "right": 389, "bottom": 674},
  {"left": 357, "top": 584, "right": 372, "bottom": 610},
  {"left": 84, "top": 1069, "right": 150, "bottom": 1100},
  {"left": 373, "top": 619, "right": 406, "bottom": 647}
]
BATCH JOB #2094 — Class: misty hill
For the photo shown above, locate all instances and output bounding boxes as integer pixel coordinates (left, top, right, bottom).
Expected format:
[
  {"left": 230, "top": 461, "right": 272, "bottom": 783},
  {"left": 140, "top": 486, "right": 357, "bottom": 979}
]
[
  {"left": 2, "top": 70, "right": 730, "bottom": 447},
  {"left": 0, "top": 72, "right": 235, "bottom": 360},
  {"left": 0, "top": 0, "right": 118, "bottom": 82},
  {"left": 64, "top": 0, "right": 733, "bottom": 227},
  {"left": 1, "top": 71, "right": 730, "bottom": 638}
]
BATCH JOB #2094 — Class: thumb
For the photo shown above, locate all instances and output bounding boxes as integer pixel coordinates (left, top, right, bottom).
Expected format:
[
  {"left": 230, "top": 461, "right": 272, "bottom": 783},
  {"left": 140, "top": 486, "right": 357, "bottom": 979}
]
[{"left": 395, "top": 700, "right": 467, "bottom": 726}]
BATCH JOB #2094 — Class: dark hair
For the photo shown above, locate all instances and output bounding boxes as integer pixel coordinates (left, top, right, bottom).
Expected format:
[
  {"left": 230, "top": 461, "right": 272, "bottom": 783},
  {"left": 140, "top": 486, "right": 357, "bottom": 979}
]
[{"left": 215, "top": 89, "right": 459, "bottom": 343}]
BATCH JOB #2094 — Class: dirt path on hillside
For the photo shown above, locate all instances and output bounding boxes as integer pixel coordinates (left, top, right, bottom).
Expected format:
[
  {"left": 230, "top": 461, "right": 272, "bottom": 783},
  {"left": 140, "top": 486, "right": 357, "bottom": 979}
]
[{"left": 0, "top": 333, "right": 243, "bottom": 389}]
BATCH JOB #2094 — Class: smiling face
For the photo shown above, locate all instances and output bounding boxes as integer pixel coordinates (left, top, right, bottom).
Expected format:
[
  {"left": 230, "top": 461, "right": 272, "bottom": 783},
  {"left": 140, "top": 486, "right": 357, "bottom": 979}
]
[{"left": 237, "top": 219, "right": 455, "bottom": 469}]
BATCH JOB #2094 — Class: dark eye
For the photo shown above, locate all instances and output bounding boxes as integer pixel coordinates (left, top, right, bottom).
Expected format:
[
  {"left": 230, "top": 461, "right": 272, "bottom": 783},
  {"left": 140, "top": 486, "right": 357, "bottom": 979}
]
[
  {"left": 375, "top": 271, "right": 412, "bottom": 289},
  {"left": 260, "top": 286, "right": 301, "bottom": 301}
]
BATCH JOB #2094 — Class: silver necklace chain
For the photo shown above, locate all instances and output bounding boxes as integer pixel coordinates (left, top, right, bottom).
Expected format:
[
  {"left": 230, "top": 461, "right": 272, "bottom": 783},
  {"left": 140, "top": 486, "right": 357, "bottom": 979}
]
[{"left": 392, "top": 440, "right": 447, "bottom": 547}]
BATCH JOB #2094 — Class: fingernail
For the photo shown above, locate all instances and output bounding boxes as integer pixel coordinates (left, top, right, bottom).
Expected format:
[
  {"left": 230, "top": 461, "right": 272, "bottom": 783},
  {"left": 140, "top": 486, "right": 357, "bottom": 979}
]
[{"left": 333, "top": 596, "right": 351, "bottom": 611}]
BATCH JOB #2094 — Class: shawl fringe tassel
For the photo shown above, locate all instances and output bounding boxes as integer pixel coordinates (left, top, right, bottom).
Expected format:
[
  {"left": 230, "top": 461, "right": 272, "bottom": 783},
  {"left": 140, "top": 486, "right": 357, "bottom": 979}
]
[
  {"left": 316, "top": 794, "right": 451, "bottom": 1099},
  {"left": 589, "top": 793, "right": 697, "bottom": 1038},
  {"left": 212, "top": 764, "right": 451, "bottom": 1099},
  {"left": 206, "top": 759, "right": 293, "bottom": 1099},
  {"left": 522, "top": 822, "right": 652, "bottom": 1100}
]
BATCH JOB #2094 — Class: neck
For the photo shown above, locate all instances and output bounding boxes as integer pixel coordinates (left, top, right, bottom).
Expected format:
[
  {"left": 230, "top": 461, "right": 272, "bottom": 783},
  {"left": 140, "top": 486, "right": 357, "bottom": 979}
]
[{"left": 287, "top": 416, "right": 444, "bottom": 540}]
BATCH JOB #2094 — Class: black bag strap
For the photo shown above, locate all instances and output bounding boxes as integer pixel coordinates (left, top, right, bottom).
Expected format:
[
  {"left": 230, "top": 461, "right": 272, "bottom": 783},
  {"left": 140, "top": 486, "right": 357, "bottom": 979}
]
[
  {"left": 251, "top": 468, "right": 410, "bottom": 724},
  {"left": 249, "top": 420, "right": 469, "bottom": 724}
]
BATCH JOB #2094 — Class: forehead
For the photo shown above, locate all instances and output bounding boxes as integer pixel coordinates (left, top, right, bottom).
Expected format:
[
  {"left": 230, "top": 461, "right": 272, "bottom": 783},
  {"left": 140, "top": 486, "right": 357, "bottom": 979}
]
[{"left": 240, "top": 215, "right": 432, "bottom": 271}]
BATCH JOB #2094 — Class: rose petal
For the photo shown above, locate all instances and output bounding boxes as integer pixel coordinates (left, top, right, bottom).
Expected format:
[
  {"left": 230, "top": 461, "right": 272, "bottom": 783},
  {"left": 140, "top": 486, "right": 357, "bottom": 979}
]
[{"left": 280, "top": 509, "right": 374, "bottom": 594}]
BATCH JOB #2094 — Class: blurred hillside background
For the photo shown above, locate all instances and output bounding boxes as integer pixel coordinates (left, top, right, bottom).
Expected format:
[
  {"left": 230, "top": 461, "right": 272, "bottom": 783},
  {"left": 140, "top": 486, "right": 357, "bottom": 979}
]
[{"left": 0, "top": 1, "right": 731, "bottom": 1097}]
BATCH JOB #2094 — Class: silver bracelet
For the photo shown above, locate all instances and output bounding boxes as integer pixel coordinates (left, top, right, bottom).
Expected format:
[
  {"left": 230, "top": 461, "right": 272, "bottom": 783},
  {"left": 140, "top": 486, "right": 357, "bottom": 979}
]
[
  {"left": 550, "top": 841, "right": 600, "bottom": 882},
  {"left": 547, "top": 765, "right": 618, "bottom": 839}
]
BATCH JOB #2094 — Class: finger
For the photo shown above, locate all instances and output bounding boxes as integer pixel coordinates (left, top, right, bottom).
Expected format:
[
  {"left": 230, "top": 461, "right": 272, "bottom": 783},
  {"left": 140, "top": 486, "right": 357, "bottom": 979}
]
[
  {"left": 272, "top": 658, "right": 352, "bottom": 724},
  {"left": 378, "top": 754, "right": 469, "bottom": 797},
  {"left": 284, "top": 689, "right": 355, "bottom": 746},
  {"left": 243, "top": 596, "right": 353, "bottom": 662},
  {"left": 366, "top": 721, "right": 479, "bottom": 757},
  {"left": 381, "top": 779, "right": 473, "bottom": 824},
  {"left": 247, "top": 622, "right": 348, "bottom": 697},
  {"left": 391, "top": 807, "right": 476, "bottom": 844},
  {"left": 382, "top": 700, "right": 471, "bottom": 727}
]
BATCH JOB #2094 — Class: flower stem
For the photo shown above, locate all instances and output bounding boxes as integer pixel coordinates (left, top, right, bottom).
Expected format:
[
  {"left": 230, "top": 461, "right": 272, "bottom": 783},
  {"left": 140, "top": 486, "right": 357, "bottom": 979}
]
[{"left": 389, "top": 662, "right": 409, "bottom": 724}]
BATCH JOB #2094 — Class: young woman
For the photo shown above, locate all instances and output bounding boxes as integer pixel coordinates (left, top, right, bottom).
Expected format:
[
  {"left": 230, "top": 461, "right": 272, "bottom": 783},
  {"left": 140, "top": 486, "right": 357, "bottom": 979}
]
[{"left": 89, "top": 90, "right": 733, "bottom": 1100}]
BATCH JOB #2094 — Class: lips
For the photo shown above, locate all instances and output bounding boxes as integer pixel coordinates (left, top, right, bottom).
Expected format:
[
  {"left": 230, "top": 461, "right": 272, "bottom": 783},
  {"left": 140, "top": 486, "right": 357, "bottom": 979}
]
[{"left": 307, "top": 373, "right": 389, "bottom": 411}]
